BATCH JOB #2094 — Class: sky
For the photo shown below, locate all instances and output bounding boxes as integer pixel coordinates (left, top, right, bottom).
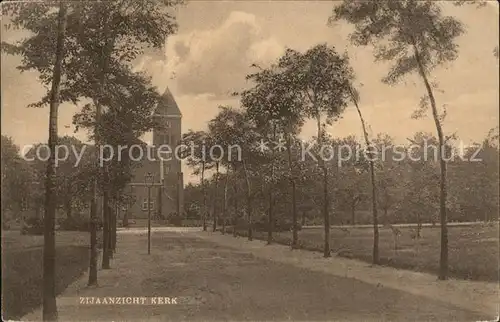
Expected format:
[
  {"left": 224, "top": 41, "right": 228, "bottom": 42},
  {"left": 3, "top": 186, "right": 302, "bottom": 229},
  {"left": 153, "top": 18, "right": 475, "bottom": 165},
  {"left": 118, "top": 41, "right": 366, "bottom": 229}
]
[{"left": 1, "top": 1, "right": 499, "bottom": 182}]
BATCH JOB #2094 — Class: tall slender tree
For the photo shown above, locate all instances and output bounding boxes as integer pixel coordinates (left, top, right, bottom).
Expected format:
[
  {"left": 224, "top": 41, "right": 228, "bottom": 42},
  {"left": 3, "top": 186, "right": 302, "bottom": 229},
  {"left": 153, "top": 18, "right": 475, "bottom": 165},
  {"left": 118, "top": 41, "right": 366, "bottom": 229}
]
[
  {"left": 182, "top": 130, "right": 213, "bottom": 231},
  {"left": 241, "top": 64, "right": 304, "bottom": 247},
  {"left": 206, "top": 107, "right": 260, "bottom": 240},
  {"left": 332, "top": 0, "right": 466, "bottom": 279},
  {"left": 348, "top": 86, "right": 380, "bottom": 264},
  {"left": 3, "top": 1, "right": 69, "bottom": 319},
  {"left": 278, "top": 45, "right": 353, "bottom": 257},
  {"left": 44, "top": 4, "right": 67, "bottom": 318}
]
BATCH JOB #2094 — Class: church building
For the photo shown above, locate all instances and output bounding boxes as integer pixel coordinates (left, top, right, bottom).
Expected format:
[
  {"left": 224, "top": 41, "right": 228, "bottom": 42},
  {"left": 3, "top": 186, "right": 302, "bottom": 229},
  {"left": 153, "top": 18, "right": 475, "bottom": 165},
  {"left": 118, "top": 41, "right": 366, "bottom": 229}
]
[{"left": 126, "top": 87, "right": 184, "bottom": 219}]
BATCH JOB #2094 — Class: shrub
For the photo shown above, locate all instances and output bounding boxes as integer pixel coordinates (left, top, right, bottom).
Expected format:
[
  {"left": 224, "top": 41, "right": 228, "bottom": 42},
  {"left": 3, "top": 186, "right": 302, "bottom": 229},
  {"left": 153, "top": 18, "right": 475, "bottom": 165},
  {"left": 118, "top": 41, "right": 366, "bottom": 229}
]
[{"left": 168, "top": 214, "right": 183, "bottom": 226}]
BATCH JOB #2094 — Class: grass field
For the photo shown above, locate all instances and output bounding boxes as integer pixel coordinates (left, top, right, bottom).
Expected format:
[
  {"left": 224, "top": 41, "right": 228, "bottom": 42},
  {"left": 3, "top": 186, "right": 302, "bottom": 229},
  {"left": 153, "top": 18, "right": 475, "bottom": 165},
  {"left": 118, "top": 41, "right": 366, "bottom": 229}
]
[
  {"left": 228, "top": 223, "right": 499, "bottom": 282},
  {"left": 1, "top": 231, "right": 102, "bottom": 320}
]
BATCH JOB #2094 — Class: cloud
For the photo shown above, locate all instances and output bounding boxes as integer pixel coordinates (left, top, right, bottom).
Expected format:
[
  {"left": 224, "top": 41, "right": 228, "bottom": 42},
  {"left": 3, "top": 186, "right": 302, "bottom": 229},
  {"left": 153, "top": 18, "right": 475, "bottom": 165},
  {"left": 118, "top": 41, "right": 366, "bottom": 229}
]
[{"left": 140, "top": 11, "right": 284, "bottom": 98}]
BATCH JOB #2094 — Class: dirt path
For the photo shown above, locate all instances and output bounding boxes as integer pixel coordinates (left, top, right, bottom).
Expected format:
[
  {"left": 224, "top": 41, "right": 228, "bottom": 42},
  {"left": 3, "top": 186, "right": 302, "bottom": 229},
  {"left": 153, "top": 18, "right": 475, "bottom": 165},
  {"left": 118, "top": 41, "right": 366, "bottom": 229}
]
[
  {"left": 195, "top": 230, "right": 498, "bottom": 318},
  {"left": 21, "top": 230, "right": 491, "bottom": 321}
]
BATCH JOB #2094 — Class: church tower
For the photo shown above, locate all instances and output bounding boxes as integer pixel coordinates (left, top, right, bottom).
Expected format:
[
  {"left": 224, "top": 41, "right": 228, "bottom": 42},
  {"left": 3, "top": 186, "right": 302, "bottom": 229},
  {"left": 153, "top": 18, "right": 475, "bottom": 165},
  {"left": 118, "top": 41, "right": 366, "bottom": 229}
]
[{"left": 152, "top": 87, "right": 184, "bottom": 217}]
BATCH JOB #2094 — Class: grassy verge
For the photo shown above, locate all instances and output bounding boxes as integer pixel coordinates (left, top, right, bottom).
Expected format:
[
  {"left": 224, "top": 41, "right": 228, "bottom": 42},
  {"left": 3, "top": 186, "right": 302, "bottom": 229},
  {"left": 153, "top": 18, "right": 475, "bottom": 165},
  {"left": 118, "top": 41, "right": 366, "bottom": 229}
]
[
  {"left": 223, "top": 224, "right": 499, "bottom": 282},
  {"left": 1, "top": 231, "right": 103, "bottom": 320},
  {"left": 2, "top": 246, "right": 90, "bottom": 320}
]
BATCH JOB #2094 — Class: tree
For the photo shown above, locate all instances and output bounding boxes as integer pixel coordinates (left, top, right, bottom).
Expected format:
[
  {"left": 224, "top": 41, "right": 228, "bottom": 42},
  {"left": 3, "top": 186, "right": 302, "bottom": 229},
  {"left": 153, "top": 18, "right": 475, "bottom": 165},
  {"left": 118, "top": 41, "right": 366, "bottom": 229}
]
[
  {"left": 347, "top": 86, "right": 381, "bottom": 263},
  {"left": 3, "top": 0, "right": 182, "bottom": 286},
  {"left": 183, "top": 183, "right": 204, "bottom": 220},
  {"left": 372, "top": 134, "right": 401, "bottom": 224},
  {"left": 453, "top": 0, "right": 488, "bottom": 7},
  {"left": 278, "top": 44, "right": 353, "bottom": 257},
  {"left": 448, "top": 127, "right": 499, "bottom": 222},
  {"left": 207, "top": 107, "right": 261, "bottom": 240},
  {"left": 400, "top": 132, "right": 441, "bottom": 231},
  {"left": 3, "top": 1, "right": 70, "bottom": 319},
  {"left": 75, "top": 68, "right": 162, "bottom": 265},
  {"left": 240, "top": 63, "right": 304, "bottom": 247},
  {"left": 332, "top": 0, "right": 466, "bottom": 279},
  {"left": 208, "top": 111, "right": 237, "bottom": 234},
  {"left": 453, "top": 0, "right": 498, "bottom": 59},
  {"left": 182, "top": 130, "right": 213, "bottom": 231},
  {"left": 54, "top": 136, "right": 93, "bottom": 219},
  {"left": 331, "top": 136, "right": 369, "bottom": 225},
  {"left": 43, "top": 4, "right": 67, "bottom": 317},
  {"left": 1, "top": 136, "right": 32, "bottom": 224},
  {"left": 199, "top": 131, "right": 227, "bottom": 232},
  {"left": 298, "top": 165, "right": 319, "bottom": 225}
]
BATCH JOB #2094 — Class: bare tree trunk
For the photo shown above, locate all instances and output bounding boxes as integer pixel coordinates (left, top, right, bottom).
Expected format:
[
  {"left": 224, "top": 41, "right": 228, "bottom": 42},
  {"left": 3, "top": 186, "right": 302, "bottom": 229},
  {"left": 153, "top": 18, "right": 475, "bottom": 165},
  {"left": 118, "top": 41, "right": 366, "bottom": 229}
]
[
  {"left": 242, "top": 160, "right": 253, "bottom": 241},
  {"left": 88, "top": 182, "right": 98, "bottom": 286},
  {"left": 322, "top": 166, "right": 330, "bottom": 257},
  {"left": 43, "top": 2, "right": 67, "bottom": 319},
  {"left": 268, "top": 124, "right": 276, "bottom": 245},
  {"left": 201, "top": 163, "right": 207, "bottom": 231},
  {"left": 267, "top": 191, "right": 274, "bottom": 243},
  {"left": 212, "top": 162, "right": 219, "bottom": 232},
  {"left": 111, "top": 193, "right": 118, "bottom": 253},
  {"left": 349, "top": 86, "right": 379, "bottom": 265},
  {"left": 88, "top": 4, "right": 114, "bottom": 285},
  {"left": 102, "top": 190, "right": 111, "bottom": 269},
  {"left": 285, "top": 130, "right": 299, "bottom": 249},
  {"left": 317, "top": 115, "right": 331, "bottom": 258},
  {"left": 108, "top": 200, "right": 114, "bottom": 259},
  {"left": 176, "top": 171, "right": 182, "bottom": 219},
  {"left": 65, "top": 197, "right": 72, "bottom": 219},
  {"left": 222, "top": 171, "right": 229, "bottom": 235},
  {"left": 94, "top": 3, "right": 116, "bottom": 269},
  {"left": 413, "top": 42, "right": 448, "bottom": 280},
  {"left": 368, "top": 163, "right": 379, "bottom": 264},
  {"left": 233, "top": 178, "right": 239, "bottom": 237},
  {"left": 157, "top": 183, "right": 162, "bottom": 221},
  {"left": 97, "top": 9, "right": 117, "bottom": 271}
]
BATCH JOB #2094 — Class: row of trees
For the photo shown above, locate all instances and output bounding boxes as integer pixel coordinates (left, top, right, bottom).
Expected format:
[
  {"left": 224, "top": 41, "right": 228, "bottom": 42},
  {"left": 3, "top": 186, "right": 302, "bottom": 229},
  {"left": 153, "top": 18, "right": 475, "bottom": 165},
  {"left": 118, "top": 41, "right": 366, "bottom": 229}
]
[
  {"left": 182, "top": 0, "right": 498, "bottom": 284},
  {"left": 184, "top": 128, "right": 499, "bottom": 226},
  {"left": 2, "top": 135, "right": 92, "bottom": 224},
  {"left": 1, "top": 134, "right": 143, "bottom": 227},
  {"left": 3, "top": 0, "right": 182, "bottom": 319}
]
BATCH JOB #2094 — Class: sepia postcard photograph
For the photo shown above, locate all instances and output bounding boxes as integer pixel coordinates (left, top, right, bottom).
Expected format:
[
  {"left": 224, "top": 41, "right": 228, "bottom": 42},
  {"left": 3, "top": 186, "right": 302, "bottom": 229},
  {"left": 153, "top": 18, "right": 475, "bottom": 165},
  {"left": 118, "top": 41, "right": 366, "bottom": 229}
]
[{"left": 1, "top": 0, "right": 499, "bottom": 321}]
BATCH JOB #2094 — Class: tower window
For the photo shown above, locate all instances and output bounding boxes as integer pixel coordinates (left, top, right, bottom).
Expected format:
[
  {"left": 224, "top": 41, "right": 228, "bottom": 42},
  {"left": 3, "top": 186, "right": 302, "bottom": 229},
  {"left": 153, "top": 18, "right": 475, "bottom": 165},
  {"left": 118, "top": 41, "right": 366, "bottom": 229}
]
[
  {"left": 165, "top": 121, "right": 172, "bottom": 129},
  {"left": 162, "top": 133, "right": 171, "bottom": 145},
  {"left": 21, "top": 198, "right": 29, "bottom": 211},
  {"left": 156, "top": 132, "right": 171, "bottom": 146},
  {"left": 142, "top": 198, "right": 155, "bottom": 211}
]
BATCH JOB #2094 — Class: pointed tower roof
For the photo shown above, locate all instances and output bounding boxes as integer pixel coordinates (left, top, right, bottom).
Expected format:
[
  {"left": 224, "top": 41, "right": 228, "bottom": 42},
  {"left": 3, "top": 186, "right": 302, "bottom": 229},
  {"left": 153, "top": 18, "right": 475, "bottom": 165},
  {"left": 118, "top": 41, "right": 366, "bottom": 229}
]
[{"left": 154, "top": 87, "right": 182, "bottom": 116}]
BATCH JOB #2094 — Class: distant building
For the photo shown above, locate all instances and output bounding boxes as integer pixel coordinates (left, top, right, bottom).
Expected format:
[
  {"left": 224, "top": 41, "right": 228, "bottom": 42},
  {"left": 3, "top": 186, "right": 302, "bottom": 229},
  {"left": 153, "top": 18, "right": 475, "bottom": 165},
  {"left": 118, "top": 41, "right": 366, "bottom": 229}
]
[{"left": 125, "top": 87, "right": 184, "bottom": 219}]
